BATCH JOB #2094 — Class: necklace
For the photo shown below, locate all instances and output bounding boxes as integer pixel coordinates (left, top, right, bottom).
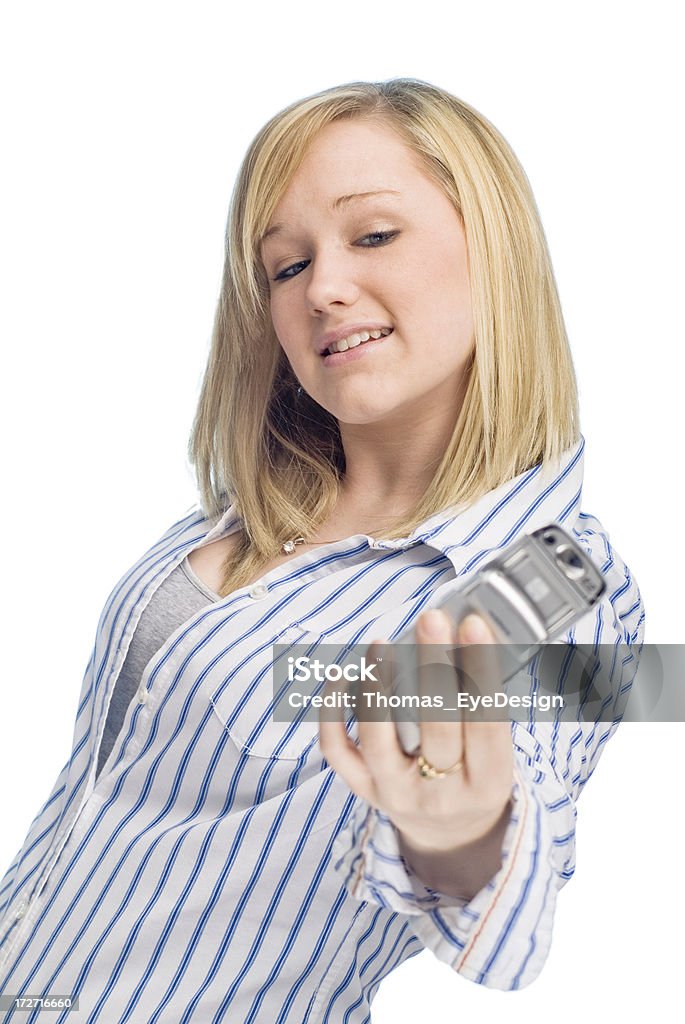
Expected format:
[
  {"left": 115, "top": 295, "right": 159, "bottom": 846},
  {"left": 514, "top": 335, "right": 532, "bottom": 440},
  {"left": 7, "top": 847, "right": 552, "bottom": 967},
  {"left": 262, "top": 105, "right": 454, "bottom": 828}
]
[
  {"left": 282, "top": 537, "right": 306, "bottom": 554},
  {"left": 281, "top": 537, "right": 335, "bottom": 554}
]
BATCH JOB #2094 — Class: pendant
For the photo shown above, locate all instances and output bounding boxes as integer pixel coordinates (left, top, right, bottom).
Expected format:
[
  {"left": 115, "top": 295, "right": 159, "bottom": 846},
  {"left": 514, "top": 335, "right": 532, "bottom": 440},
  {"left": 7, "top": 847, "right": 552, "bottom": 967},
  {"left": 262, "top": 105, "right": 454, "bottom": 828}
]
[{"left": 282, "top": 537, "right": 306, "bottom": 555}]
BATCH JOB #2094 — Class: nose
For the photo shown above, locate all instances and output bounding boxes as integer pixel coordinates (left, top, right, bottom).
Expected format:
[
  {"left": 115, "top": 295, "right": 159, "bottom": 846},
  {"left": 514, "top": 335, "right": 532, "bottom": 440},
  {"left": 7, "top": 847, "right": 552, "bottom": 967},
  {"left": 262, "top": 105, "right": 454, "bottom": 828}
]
[{"left": 304, "top": 248, "right": 361, "bottom": 314}]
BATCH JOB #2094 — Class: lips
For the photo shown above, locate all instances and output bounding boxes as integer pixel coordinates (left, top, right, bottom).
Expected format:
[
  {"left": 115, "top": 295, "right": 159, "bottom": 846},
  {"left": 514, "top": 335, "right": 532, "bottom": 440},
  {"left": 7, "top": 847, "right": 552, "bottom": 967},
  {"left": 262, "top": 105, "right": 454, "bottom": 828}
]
[
  {"left": 316, "top": 325, "right": 394, "bottom": 357},
  {"left": 321, "top": 330, "right": 393, "bottom": 366}
]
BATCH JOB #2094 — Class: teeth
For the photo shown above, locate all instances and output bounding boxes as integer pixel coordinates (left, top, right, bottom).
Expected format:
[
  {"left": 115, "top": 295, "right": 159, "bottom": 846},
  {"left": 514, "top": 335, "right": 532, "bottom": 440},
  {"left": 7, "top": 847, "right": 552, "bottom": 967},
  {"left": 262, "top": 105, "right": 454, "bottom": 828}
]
[{"left": 325, "top": 328, "right": 392, "bottom": 355}]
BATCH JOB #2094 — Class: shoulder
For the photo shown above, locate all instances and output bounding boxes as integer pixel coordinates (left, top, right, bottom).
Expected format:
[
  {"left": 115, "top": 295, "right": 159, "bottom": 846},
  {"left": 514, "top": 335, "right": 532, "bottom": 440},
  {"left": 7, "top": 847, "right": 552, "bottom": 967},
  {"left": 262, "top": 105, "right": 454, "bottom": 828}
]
[
  {"left": 570, "top": 511, "right": 645, "bottom": 647},
  {"left": 94, "top": 503, "right": 211, "bottom": 633}
]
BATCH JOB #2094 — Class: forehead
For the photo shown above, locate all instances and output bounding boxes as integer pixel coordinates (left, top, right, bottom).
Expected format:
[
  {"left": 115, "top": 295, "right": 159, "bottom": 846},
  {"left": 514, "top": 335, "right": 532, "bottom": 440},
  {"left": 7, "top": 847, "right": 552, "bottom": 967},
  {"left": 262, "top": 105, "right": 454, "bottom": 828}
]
[{"left": 266, "top": 119, "right": 433, "bottom": 225}]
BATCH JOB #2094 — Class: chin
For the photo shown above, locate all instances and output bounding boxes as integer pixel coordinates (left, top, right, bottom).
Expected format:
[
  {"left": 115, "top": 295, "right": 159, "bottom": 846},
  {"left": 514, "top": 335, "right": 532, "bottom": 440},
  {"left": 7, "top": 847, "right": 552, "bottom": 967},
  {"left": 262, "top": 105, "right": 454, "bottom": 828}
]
[
  {"left": 333, "top": 405, "right": 397, "bottom": 426},
  {"left": 312, "top": 387, "right": 403, "bottom": 427}
]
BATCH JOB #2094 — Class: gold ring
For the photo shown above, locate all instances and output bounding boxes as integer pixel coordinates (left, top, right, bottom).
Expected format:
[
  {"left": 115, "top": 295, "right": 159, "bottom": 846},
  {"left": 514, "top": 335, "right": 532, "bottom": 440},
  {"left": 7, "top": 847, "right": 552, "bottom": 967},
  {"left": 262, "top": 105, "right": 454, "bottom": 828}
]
[{"left": 416, "top": 753, "right": 465, "bottom": 780}]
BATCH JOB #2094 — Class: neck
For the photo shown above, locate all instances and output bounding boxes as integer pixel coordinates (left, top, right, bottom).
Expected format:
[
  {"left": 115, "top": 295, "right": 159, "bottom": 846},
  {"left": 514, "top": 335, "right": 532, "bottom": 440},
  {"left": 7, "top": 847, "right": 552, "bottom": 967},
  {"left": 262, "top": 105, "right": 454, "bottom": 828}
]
[{"left": 337, "top": 391, "right": 463, "bottom": 516}]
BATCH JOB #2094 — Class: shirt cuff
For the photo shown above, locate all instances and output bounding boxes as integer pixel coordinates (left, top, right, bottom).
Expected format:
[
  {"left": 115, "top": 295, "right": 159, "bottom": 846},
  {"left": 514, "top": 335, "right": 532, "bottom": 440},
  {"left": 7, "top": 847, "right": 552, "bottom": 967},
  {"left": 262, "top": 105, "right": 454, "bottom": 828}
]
[{"left": 332, "top": 757, "right": 573, "bottom": 989}]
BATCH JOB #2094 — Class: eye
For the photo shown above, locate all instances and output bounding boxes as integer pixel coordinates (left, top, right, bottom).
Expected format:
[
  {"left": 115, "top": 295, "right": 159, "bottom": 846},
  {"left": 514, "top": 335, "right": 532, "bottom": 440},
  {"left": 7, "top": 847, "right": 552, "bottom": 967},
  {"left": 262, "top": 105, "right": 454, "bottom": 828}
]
[
  {"left": 273, "top": 259, "right": 310, "bottom": 282},
  {"left": 270, "top": 230, "right": 399, "bottom": 283},
  {"left": 356, "top": 230, "right": 399, "bottom": 247}
]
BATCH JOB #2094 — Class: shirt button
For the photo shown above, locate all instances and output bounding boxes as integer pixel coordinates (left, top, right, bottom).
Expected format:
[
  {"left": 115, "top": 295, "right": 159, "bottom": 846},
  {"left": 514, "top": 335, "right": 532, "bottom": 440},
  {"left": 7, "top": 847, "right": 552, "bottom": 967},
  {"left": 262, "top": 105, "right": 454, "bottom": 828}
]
[
  {"left": 137, "top": 688, "right": 148, "bottom": 704},
  {"left": 249, "top": 583, "right": 269, "bottom": 600},
  {"left": 14, "top": 898, "right": 27, "bottom": 920}
]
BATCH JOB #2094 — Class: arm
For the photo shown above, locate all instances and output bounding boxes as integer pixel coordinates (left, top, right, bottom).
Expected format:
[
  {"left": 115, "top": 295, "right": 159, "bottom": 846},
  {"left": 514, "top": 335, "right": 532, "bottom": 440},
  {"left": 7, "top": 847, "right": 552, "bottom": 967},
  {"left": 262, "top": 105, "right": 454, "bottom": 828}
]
[
  {"left": 0, "top": 757, "right": 71, "bottom": 925},
  {"left": 328, "top": 526, "right": 645, "bottom": 989},
  {"left": 397, "top": 797, "right": 513, "bottom": 902}
]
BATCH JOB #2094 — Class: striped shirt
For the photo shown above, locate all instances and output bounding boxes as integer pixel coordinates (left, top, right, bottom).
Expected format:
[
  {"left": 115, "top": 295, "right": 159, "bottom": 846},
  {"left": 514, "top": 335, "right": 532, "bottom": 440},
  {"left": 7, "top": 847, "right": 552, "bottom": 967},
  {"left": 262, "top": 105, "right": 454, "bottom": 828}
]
[{"left": 0, "top": 435, "right": 645, "bottom": 1021}]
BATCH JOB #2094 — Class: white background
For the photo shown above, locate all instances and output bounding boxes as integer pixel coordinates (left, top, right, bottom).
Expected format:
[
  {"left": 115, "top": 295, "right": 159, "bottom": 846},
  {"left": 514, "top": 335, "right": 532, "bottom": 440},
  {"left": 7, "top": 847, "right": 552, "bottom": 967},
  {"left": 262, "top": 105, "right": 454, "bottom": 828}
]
[{"left": 0, "top": 1, "right": 681, "bottom": 1019}]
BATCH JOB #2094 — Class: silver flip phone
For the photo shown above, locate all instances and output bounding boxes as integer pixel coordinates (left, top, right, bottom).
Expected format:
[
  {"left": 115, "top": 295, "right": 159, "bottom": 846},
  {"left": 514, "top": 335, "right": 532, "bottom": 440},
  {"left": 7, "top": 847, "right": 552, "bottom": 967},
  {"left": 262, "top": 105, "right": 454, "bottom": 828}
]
[{"left": 392, "top": 523, "right": 606, "bottom": 755}]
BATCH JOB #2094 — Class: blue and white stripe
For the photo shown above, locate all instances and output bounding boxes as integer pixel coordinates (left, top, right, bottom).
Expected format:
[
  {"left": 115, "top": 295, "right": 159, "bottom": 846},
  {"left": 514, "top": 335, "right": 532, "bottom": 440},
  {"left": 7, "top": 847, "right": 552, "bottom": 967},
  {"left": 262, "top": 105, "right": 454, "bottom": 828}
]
[{"left": 0, "top": 435, "right": 645, "bottom": 1018}]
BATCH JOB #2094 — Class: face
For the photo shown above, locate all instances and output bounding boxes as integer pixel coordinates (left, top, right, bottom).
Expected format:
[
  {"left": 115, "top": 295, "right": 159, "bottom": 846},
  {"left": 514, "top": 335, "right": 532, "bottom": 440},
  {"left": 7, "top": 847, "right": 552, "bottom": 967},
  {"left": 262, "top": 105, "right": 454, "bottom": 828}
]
[{"left": 260, "top": 118, "right": 474, "bottom": 434}]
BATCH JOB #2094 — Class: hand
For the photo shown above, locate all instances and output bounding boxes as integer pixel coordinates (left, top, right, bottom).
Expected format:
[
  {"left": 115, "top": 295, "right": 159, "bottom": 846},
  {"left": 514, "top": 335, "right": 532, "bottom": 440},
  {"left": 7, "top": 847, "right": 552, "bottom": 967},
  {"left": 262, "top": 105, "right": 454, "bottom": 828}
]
[{"left": 319, "top": 608, "right": 515, "bottom": 896}]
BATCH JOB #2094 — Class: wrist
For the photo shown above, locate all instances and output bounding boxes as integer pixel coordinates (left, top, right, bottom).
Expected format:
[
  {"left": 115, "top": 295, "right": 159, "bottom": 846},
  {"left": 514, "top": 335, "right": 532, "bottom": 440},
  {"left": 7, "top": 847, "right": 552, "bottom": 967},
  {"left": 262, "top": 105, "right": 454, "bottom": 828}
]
[
  {"left": 398, "top": 800, "right": 512, "bottom": 856},
  {"left": 397, "top": 800, "right": 513, "bottom": 901}
]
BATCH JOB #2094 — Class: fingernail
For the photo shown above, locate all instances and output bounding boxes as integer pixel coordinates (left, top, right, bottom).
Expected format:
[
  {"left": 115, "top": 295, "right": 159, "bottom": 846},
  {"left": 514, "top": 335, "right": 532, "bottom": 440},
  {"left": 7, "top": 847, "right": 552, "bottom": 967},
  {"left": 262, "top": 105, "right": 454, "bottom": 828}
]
[
  {"left": 418, "top": 609, "right": 450, "bottom": 638},
  {"left": 459, "top": 614, "right": 491, "bottom": 643}
]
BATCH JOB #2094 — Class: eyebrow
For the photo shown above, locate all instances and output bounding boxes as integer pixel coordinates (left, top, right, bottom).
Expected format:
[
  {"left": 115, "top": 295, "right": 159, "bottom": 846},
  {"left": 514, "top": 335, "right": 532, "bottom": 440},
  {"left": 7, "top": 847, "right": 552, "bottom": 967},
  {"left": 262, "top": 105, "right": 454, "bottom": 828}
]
[{"left": 261, "top": 190, "right": 402, "bottom": 243}]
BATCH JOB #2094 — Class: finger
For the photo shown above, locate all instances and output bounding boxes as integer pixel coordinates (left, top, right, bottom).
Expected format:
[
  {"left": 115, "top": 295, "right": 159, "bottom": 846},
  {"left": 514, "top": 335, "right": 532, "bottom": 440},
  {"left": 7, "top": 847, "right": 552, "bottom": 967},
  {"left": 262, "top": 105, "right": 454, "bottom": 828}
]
[
  {"left": 456, "top": 613, "right": 503, "bottom": 716},
  {"left": 318, "top": 674, "right": 378, "bottom": 802},
  {"left": 414, "top": 609, "right": 464, "bottom": 772},
  {"left": 357, "top": 639, "right": 395, "bottom": 724},
  {"left": 318, "top": 704, "right": 378, "bottom": 805},
  {"left": 457, "top": 614, "right": 514, "bottom": 785},
  {"left": 355, "top": 640, "right": 414, "bottom": 784}
]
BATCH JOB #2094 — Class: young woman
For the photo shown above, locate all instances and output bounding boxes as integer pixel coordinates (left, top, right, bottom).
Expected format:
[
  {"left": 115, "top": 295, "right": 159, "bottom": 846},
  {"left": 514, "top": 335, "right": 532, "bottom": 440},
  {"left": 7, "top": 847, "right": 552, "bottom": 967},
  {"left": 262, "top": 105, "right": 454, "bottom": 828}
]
[{"left": 0, "top": 80, "right": 644, "bottom": 1022}]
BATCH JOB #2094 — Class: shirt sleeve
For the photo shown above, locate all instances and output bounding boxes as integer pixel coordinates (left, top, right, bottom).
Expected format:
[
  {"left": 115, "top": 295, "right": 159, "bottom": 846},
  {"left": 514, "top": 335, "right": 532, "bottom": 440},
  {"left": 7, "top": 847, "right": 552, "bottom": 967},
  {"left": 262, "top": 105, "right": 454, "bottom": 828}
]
[{"left": 332, "top": 520, "right": 646, "bottom": 990}]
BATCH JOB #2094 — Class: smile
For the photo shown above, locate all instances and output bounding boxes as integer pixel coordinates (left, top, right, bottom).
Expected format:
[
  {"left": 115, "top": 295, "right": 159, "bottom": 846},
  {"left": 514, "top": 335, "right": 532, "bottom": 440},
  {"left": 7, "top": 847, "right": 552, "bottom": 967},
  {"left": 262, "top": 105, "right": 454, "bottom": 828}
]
[{"left": 323, "top": 327, "right": 393, "bottom": 356}]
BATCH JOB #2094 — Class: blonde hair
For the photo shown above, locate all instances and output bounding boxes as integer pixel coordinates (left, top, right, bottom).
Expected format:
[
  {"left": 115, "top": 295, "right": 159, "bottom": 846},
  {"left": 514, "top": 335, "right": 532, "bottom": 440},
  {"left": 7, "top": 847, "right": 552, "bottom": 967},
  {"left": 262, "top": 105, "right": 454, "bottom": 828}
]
[{"left": 188, "top": 78, "right": 579, "bottom": 597}]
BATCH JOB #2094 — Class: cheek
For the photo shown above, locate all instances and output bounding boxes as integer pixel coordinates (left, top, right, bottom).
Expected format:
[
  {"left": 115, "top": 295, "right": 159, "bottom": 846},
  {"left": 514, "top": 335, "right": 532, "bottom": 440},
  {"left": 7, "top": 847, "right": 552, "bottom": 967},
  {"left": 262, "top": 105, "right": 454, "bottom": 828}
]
[
  {"left": 434, "top": 253, "right": 473, "bottom": 332},
  {"left": 435, "top": 240, "right": 470, "bottom": 293},
  {"left": 269, "top": 293, "right": 283, "bottom": 334},
  {"left": 404, "top": 262, "right": 472, "bottom": 339},
  {"left": 269, "top": 299, "right": 296, "bottom": 359}
]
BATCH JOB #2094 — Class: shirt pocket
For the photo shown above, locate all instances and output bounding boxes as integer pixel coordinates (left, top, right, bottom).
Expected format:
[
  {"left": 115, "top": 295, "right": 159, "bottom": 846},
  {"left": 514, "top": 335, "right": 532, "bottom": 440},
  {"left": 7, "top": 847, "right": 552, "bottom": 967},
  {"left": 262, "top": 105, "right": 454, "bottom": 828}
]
[
  {"left": 199, "top": 599, "right": 432, "bottom": 763},
  {"left": 200, "top": 622, "right": 338, "bottom": 762}
]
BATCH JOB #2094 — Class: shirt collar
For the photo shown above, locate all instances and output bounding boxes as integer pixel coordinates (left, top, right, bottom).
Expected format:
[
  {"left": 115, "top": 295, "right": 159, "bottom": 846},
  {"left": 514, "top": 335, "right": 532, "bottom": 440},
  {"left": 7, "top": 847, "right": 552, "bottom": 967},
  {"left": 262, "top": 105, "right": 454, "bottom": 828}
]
[{"left": 371, "top": 435, "right": 585, "bottom": 575}]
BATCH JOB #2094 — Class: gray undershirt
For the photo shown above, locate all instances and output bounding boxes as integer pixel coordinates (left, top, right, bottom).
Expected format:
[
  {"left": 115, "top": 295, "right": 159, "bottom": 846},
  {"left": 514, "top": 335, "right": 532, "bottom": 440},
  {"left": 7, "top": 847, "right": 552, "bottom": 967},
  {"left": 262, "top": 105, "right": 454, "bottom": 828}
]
[{"left": 95, "top": 556, "right": 220, "bottom": 779}]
